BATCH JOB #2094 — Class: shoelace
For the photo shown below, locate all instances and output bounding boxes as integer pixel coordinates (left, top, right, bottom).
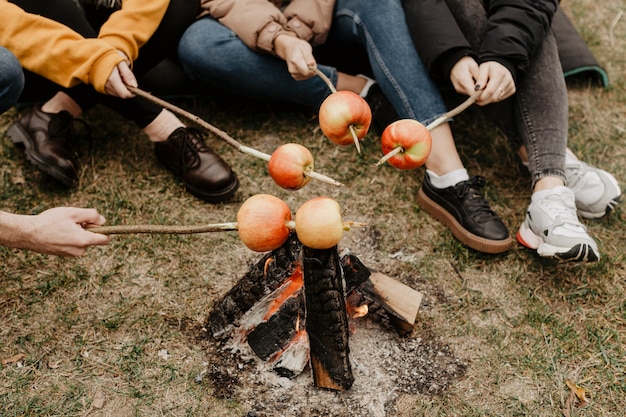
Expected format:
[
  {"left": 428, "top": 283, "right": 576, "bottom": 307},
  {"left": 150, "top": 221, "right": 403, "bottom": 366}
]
[
  {"left": 540, "top": 190, "right": 586, "bottom": 231},
  {"left": 170, "top": 128, "right": 210, "bottom": 170},
  {"left": 453, "top": 176, "right": 499, "bottom": 224}
]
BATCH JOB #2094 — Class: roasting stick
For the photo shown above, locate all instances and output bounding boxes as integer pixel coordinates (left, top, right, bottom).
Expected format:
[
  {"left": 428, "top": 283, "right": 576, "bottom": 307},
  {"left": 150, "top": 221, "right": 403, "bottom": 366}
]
[
  {"left": 87, "top": 222, "right": 239, "bottom": 235},
  {"left": 375, "top": 89, "right": 482, "bottom": 166},
  {"left": 87, "top": 220, "right": 365, "bottom": 235},
  {"left": 126, "top": 85, "right": 343, "bottom": 187},
  {"left": 310, "top": 67, "right": 362, "bottom": 154}
]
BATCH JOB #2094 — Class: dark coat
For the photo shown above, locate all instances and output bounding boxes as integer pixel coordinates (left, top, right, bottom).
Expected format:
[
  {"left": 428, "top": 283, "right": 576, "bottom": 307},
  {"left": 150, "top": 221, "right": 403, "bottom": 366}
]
[{"left": 402, "top": 0, "right": 559, "bottom": 84}]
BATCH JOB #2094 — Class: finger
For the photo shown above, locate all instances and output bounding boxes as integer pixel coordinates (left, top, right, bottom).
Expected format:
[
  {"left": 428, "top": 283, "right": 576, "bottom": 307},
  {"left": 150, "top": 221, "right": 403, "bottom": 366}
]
[{"left": 118, "top": 61, "right": 138, "bottom": 89}]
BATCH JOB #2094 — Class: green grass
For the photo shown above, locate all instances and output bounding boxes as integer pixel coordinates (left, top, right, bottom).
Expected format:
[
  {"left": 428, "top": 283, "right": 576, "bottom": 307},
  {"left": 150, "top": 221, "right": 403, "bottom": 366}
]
[{"left": 1, "top": 0, "right": 625, "bottom": 415}]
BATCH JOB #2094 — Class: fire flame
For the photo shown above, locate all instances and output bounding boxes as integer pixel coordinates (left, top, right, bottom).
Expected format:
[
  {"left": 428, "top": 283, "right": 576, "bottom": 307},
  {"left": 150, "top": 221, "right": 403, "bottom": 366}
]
[
  {"left": 263, "top": 264, "right": 303, "bottom": 321},
  {"left": 348, "top": 303, "right": 369, "bottom": 319}
]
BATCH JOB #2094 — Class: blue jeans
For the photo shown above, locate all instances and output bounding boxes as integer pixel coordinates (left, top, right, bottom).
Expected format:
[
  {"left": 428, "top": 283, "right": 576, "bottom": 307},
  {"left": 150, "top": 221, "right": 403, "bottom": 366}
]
[
  {"left": 178, "top": 0, "right": 447, "bottom": 124},
  {"left": 0, "top": 47, "right": 24, "bottom": 115}
]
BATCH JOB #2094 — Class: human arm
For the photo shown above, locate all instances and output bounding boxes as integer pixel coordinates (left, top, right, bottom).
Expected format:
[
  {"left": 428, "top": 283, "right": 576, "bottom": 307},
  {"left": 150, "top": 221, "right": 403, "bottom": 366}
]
[
  {"left": 0, "top": 208, "right": 111, "bottom": 257},
  {"left": 0, "top": 0, "right": 167, "bottom": 94},
  {"left": 479, "top": 0, "right": 558, "bottom": 80}
]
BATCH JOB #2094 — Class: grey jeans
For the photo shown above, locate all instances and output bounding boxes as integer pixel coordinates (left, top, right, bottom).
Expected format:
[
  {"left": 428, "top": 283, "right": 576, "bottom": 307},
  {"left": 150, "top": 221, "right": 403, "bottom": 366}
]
[{"left": 445, "top": 0, "right": 568, "bottom": 188}]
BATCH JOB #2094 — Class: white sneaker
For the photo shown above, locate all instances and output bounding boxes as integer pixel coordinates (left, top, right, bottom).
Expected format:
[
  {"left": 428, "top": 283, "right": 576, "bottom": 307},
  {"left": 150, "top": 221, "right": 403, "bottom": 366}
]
[
  {"left": 565, "top": 149, "right": 621, "bottom": 219},
  {"left": 516, "top": 186, "right": 600, "bottom": 262}
]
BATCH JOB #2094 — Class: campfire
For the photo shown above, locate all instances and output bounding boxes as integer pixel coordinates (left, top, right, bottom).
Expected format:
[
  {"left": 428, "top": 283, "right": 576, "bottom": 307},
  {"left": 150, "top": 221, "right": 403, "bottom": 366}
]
[{"left": 206, "top": 233, "right": 423, "bottom": 391}]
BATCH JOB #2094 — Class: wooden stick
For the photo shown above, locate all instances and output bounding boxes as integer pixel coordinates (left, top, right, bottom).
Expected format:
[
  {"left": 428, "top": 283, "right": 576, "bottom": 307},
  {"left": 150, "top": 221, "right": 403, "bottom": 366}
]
[
  {"left": 87, "top": 220, "right": 365, "bottom": 236},
  {"left": 425, "top": 90, "right": 481, "bottom": 131},
  {"left": 128, "top": 86, "right": 343, "bottom": 187},
  {"left": 87, "top": 222, "right": 239, "bottom": 235}
]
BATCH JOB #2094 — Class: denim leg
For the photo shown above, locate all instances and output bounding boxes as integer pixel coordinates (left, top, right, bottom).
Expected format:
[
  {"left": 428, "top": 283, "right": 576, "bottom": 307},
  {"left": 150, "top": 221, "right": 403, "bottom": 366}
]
[
  {"left": 178, "top": 16, "right": 337, "bottom": 109},
  {"left": 331, "top": 0, "right": 448, "bottom": 124},
  {"left": 0, "top": 47, "right": 24, "bottom": 114},
  {"left": 444, "top": 0, "right": 567, "bottom": 187},
  {"left": 513, "top": 32, "right": 567, "bottom": 186}
]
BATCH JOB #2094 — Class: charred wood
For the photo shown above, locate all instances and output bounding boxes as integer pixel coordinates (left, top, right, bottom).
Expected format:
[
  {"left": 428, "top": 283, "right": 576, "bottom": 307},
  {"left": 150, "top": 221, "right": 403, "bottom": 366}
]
[{"left": 303, "top": 246, "right": 354, "bottom": 391}]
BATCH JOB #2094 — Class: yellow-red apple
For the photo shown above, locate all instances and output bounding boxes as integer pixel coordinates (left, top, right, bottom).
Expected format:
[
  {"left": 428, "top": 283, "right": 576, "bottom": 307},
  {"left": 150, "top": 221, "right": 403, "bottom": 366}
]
[
  {"left": 318, "top": 91, "right": 372, "bottom": 146},
  {"left": 381, "top": 119, "right": 432, "bottom": 170},
  {"left": 237, "top": 194, "right": 292, "bottom": 252},
  {"left": 295, "top": 196, "right": 344, "bottom": 249},
  {"left": 268, "top": 143, "right": 314, "bottom": 190}
]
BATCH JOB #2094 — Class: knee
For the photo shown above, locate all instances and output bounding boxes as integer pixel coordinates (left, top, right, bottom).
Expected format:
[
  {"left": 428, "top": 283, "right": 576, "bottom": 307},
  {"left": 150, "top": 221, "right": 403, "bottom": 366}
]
[{"left": 178, "top": 18, "right": 231, "bottom": 65}]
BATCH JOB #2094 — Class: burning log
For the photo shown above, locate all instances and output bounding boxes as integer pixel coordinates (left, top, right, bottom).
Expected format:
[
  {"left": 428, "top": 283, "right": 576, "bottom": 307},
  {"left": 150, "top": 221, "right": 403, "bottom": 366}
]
[{"left": 302, "top": 245, "right": 353, "bottom": 391}]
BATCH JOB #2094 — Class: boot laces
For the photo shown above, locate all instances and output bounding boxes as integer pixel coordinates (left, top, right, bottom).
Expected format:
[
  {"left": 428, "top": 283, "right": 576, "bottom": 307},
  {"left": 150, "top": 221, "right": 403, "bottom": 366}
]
[{"left": 170, "top": 128, "right": 210, "bottom": 170}]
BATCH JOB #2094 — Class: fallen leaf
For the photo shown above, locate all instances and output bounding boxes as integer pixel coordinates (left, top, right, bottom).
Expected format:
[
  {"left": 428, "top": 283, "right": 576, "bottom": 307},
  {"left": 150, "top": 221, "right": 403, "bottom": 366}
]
[
  {"left": 2, "top": 353, "right": 25, "bottom": 365},
  {"left": 565, "top": 379, "right": 590, "bottom": 406}
]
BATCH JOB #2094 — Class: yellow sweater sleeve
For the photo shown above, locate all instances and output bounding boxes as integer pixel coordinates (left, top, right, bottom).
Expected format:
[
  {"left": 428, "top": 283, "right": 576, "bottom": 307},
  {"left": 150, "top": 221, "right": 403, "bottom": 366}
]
[{"left": 0, "top": 0, "right": 169, "bottom": 93}]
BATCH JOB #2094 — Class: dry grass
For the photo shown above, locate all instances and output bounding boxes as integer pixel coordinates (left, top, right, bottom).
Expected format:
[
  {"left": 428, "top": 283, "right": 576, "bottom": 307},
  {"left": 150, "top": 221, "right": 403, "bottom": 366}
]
[{"left": 1, "top": 0, "right": 625, "bottom": 415}]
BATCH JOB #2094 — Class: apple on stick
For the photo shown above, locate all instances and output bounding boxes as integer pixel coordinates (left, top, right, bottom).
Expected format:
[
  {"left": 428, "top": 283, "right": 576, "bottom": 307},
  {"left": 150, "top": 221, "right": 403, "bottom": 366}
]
[
  {"left": 268, "top": 143, "right": 343, "bottom": 190},
  {"left": 377, "top": 119, "right": 433, "bottom": 170},
  {"left": 237, "top": 194, "right": 293, "bottom": 252},
  {"left": 89, "top": 193, "right": 366, "bottom": 253},
  {"left": 376, "top": 91, "right": 481, "bottom": 169},
  {"left": 318, "top": 91, "right": 372, "bottom": 153},
  {"left": 294, "top": 196, "right": 365, "bottom": 250},
  {"left": 310, "top": 66, "right": 371, "bottom": 154}
]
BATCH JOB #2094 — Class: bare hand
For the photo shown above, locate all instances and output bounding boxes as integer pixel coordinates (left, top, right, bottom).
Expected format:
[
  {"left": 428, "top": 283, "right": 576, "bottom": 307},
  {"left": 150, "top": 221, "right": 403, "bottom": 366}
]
[
  {"left": 273, "top": 35, "right": 316, "bottom": 80},
  {"left": 450, "top": 57, "right": 516, "bottom": 105},
  {"left": 24, "top": 208, "right": 111, "bottom": 257},
  {"left": 104, "top": 51, "right": 137, "bottom": 98}
]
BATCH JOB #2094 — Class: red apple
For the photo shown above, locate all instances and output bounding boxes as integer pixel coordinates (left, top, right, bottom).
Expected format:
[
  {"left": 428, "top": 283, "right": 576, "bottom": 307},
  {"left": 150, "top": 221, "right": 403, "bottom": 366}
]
[
  {"left": 295, "top": 196, "right": 344, "bottom": 249},
  {"left": 318, "top": 91, "right": 372, "bottom": 146},
  {"left": 380, "top": 119, "right": 432, "bottom": 170},
  {"left": 268, "top": 143, "right": 314, "bottom": 190},
  {"left": 237, "top": 194, "right": 292, "bottom": 252}
]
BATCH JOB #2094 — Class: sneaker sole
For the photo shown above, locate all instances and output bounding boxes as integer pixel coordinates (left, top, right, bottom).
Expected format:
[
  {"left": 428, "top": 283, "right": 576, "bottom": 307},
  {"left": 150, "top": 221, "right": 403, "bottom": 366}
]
[
  {"left": 516, "top": 222, "right": 600, "bottom": 262},
  {"left": 6, "top": 122, "right": 76, "bottom": 187},
  {"left": 417, "top": 188, "right": 513, "bottom": 254}
]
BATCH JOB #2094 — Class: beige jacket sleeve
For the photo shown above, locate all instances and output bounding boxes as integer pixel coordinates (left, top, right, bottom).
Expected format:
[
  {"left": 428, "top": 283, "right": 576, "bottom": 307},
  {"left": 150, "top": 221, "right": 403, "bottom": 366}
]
[
  {"left": 199, "top": 0, "right": 335, "bottom": 54},
  {"left": 0, "top": 0, "right": 169, "bottom": 93}
]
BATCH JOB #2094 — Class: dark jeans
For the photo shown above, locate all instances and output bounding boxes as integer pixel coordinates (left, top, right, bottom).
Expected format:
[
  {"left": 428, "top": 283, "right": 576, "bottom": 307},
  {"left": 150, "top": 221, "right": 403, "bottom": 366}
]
[{"left": 11, "top": 0, "right": 198, "bottom": 128}]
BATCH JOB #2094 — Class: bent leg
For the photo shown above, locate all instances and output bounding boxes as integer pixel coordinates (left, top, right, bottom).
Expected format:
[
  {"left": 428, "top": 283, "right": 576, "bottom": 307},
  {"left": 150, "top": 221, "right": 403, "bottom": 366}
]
[
  {"left": 178, "top": 16, "right": 335, "bottom": 109},
  {"left": 331, "top": 0, "right": 448, "bottom": 124}
]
